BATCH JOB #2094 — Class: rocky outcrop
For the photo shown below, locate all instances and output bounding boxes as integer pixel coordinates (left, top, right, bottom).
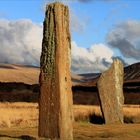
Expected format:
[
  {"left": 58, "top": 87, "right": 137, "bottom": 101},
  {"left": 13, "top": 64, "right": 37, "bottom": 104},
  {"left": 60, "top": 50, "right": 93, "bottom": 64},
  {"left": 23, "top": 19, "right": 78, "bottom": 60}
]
[
  {"left": 39, "top": 2, "right": 73, "bottom": 140},
  {"left": 97, "top": 59, "right": 124, "bottom": 124}
]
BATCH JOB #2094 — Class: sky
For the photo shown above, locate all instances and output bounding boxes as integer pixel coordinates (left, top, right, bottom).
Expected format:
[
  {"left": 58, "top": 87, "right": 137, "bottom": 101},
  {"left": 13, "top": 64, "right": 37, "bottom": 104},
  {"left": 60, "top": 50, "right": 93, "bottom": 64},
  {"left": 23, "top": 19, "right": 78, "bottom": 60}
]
[{"left": 0, "top": 0, "right": 140, "bottom": 73}]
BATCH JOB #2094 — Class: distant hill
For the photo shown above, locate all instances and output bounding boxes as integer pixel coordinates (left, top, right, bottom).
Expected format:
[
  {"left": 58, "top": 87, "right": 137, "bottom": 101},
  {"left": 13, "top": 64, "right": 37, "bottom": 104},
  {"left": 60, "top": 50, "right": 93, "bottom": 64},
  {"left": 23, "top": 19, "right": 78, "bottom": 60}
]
[
  {"left": 0, "top": 64, "right": 39, "bottom": 84},
  {"left": 124, "top": 62, "right": 140, "bottom": 82},
  {"left": 0, "top": 62, "right": 140, "bottom": 85},
  {"left": 73, "top": 62, "right": 140, "bottom": 86},
  {"left": 0, "top": 63, "right": 139, "bottom": 104}
]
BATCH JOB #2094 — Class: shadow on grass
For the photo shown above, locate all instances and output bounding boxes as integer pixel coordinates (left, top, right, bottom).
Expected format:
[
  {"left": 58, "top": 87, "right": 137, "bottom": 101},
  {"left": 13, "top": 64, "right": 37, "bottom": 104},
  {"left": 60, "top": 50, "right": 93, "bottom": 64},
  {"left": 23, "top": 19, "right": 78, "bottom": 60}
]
[
  {"left": 124, "top": 116, "right": 134, "bottom": 123},
  {"left": 75, "top": 113, "right": 105, "bottom": 124},
  {"left": 90, "top": 114, "right": 136, "bottom": 124},
  {"left": 0, "top": 135, "right": 36, "bottom": 140},
  {"left": 89, "top": 113, "right": 105, "bottom": 124}
]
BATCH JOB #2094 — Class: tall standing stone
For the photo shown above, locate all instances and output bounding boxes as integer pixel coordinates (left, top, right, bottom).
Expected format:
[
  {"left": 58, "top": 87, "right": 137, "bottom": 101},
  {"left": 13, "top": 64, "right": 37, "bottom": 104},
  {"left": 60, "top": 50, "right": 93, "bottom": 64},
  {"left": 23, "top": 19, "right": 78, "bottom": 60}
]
[
  {"left": 97, "top": 59, "right": 124, "bottom": 124},
  {"left": 39, "top": 2, "right": 73, "bottom": 140}
]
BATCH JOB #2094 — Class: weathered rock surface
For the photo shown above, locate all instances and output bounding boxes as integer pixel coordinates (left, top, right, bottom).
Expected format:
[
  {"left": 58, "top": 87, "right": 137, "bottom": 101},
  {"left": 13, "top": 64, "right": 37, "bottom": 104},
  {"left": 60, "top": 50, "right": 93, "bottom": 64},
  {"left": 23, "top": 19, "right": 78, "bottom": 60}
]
[
  {"left": 97, "top": 59, "right": 124, "bottom": 124},
  {"left": 39, "top": 2, "right": 73, "bottom": 140}
]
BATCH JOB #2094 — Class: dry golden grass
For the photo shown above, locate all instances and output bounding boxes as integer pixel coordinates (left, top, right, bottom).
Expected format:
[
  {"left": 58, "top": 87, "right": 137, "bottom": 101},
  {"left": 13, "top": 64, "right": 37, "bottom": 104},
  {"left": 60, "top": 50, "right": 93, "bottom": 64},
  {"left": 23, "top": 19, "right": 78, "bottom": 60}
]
[
  {"left": 74, "top": 105, "right": 102, "bottom": 122},
  {"left": 0, "top": 102, "right": 140, "bottom": 128},
  {"left": 74, "top": 104, "right": 140, "bottom": 123},
  {"left": 0, "top": 103, "right": 140, "bottom": 139},
  {"left": 0, "top": 123, "right": 140, "bottom": 140},
  {"left": 123, "top": 105, "right": 140, "bottom": 123},
  {"left": 0, "top": 102, "right": 38, "bottom": 128}
]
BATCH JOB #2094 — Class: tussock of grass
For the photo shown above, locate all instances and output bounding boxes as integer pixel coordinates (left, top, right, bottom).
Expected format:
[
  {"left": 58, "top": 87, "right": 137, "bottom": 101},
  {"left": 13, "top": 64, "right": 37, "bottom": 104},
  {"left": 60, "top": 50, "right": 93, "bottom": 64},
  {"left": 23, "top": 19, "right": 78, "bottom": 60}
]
[
  {"left": 74, "top": 105, "right": 103, "bottom": 123},
  {"left": 124, "top": 105, "right": 140, "bottom": 123}
]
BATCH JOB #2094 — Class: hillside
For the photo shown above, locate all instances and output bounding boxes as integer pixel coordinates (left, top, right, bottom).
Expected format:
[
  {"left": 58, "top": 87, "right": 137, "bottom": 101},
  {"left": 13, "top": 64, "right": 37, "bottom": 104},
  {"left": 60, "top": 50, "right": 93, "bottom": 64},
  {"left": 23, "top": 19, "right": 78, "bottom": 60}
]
[
  {"left": 0, "top": 63, "right": 139, "bottom": 104},
  {"left": 0, "top": 62, "right": 139, "bottom": 85},
  {"left": 0, "top": 64, "right": 39, "bottom": 84},
  {"left": 73, "top": 62, "right": 140, "bottom": 86},
  {"left": 124, "top": 62, "right": 140, "bottom": 82}
]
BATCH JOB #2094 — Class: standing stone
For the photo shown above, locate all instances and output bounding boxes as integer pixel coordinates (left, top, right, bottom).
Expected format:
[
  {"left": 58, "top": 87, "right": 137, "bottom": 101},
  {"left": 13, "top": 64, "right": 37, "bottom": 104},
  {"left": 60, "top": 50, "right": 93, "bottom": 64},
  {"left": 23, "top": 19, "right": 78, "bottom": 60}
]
[
  {"left": 39, "top": 2, "right": 73, "bottom": 140},
  {"left": 97, "top": 59, "right": 124, "bottom": 124}
]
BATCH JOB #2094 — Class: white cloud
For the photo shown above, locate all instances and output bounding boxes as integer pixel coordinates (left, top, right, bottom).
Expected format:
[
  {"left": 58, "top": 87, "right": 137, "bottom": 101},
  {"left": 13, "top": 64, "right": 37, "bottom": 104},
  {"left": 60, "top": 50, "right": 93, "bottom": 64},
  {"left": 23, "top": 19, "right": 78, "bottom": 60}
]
[
  {"left": 0, "top": 19, "right": 42, "bottom": 65},
  {"left": 107, "top": 20, "right": 140, "bottom": 59},
  {"left": 0, "top": 19, "right": 114, "bottom": 73},
  {"left": 71, "top": 41, "right": 113, "bottom": 73}
]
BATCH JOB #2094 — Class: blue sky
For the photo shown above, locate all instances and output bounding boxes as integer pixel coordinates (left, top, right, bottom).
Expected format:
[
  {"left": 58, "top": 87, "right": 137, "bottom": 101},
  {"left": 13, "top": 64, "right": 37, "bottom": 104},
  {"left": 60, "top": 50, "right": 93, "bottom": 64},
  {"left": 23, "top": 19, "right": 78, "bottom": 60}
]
[
  {"left": 0, "top": 0, "right": 140, "bottom": 73},
  {"left": 0, "top": 0, "right": 140, "bottom": 47}
]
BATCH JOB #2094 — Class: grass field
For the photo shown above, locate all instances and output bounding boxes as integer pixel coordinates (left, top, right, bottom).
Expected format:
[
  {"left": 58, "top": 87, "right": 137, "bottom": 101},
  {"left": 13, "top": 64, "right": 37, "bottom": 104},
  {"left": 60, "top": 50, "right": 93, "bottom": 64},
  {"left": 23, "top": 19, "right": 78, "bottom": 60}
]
[
  {"left": 0, "top": 123, "right": 140, "bottom": 140},
  {"left": 0, "top": 103, "right": 140, "bottom": 128},
  {"left": 0, "top": 102, "right": 140, "bottom": 139}
]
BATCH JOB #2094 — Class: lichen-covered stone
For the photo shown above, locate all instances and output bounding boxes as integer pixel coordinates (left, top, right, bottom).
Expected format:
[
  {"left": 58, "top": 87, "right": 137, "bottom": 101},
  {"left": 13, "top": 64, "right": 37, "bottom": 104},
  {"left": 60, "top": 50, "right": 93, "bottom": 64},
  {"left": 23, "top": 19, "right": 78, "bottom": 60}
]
[
  {"left": 97, "top": 59, "right": 124, "bottom": 124},
  {"left": 39, "top": 2, "right": 73, "bottom": 140}
]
